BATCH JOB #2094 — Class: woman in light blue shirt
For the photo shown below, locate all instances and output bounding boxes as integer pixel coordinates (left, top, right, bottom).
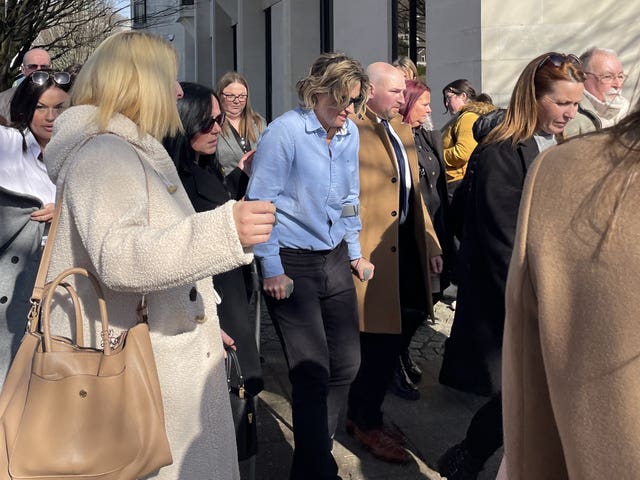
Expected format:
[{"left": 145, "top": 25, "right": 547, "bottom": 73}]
[{"left": 246, "top": 52, "right": 373, "bottom": 480}]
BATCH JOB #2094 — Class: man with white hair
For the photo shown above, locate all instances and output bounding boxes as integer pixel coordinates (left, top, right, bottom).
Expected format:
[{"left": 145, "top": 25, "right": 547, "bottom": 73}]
[
  {"left": 0, "top": 48, "right": 51, "bottom": 120},
  {"left": 565, "top": 47, "right": 629, "bottom": 137}
]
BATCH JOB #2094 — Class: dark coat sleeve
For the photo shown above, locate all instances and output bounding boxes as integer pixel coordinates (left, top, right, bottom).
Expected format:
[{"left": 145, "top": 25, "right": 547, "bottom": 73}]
[{"left": 473, "top": 139, "right": 538, "bottom": 296}]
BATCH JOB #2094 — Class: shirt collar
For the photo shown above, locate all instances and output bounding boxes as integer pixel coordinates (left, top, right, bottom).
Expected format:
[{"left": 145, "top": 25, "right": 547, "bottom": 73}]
[
  {"left": 24, "top": 128, "right": 43, "bottom": 159},
  {"left": 300, "top": 107, "right": 350, "bottom": 137}
]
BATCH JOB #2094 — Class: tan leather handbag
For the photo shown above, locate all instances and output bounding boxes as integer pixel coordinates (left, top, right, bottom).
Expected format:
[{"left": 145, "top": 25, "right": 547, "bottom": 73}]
[{"left": 0, "top": 195, "right": 172, "bottom": 479}]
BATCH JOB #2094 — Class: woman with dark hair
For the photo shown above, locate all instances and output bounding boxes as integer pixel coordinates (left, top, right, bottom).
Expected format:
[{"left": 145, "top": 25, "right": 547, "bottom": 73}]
[
  {"left": 441, "top": 78, "right": 496, "bottom": 198},
  {"left": 215, "top": 71, "right": 266, "bottom": 176},
  {"left": 438, "top": 53, "right": 585, "bottom": 480},
  {"left": 163, "top": 81, "right": 263, "bottom": 400},
  {"left": 0, "top": 70, "right": 72, "bottom": 385}
]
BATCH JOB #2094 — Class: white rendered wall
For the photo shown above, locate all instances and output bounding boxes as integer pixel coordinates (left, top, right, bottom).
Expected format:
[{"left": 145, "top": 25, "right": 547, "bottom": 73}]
[{"left": 427, "top": 0, "right": 640, "bottom": 129}]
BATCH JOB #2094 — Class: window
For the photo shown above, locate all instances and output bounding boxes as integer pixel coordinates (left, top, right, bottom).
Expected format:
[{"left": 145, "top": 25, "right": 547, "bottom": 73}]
[{"left": 133, "top": 0, "right": 146, "bottom": 27}]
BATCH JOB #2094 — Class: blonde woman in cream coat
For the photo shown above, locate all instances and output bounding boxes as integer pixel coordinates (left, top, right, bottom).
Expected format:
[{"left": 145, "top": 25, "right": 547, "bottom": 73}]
[{"left": 43, "top": 32, "right": 275, "bottom": 479}]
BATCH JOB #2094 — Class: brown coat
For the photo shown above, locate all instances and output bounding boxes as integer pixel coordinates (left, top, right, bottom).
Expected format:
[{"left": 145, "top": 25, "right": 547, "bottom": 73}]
[
  {"left": 503, "top": 133, "right": 640, "bottom": 479},
  {"left": 352, "top": 109, "right": 441, "bottom": 334}
]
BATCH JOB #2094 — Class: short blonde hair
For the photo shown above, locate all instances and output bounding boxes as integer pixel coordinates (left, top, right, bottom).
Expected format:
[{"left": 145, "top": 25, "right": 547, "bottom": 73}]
[
  {"left": 71, "top": 31, "right": 182, "bottom": 140},
  {"left": 296, "top": 52, "right": 369, "bottom": 115}
]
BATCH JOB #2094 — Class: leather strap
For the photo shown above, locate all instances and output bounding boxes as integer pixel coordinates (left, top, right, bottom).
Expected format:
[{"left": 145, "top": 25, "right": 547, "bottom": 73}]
[
  {"left": 29, "top": 135, "right": 98, "bottom": 311},
  {"left": 28, "top": 134, "right": 152, "bottom": 325}
]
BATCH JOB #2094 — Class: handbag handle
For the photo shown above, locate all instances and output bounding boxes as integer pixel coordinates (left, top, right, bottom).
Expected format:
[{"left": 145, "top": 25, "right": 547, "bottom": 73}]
[
  {"left": 40, "top": 267, "right": 111, "bottom": 354},
  {"left": 224, "top": 346, "right": 246, "bottom": 397},
  {"left": 28, "top": 135, "right": 151, "bottom": 332}
]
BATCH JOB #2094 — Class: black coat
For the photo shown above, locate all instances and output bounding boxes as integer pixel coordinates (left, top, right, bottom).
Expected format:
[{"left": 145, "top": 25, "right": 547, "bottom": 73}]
[
  {"left": 178, "top": 160, "right": 263, "bottom": 395},
  {"left": 439, "top": 137, "right": 539, "bottom": 396},
  {"left": 414, "top": 127, "right": 456, "bottom": 290}
]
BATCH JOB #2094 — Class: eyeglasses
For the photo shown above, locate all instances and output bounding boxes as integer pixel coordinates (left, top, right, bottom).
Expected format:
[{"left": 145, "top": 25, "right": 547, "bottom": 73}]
[
  {"left": 30, "top": 71, "right": 71, "bottom": 86},
  {"left": 536, "top": 53, "right": 581, "bottom": 71},
  {"left": 23, "top": 63, "right": 51, "bottom": 71},
  {"left": 221, "top": 93, "right": 248, "bottom": 102},
  {"left": 585, "top": 72, "right": 626, "bottom": 84},
  {"left": 200, "top": 113, "right": 226, "bottom": 134},
  {"left": 444, "top": 92, "right": 460, "bottom": 103}
]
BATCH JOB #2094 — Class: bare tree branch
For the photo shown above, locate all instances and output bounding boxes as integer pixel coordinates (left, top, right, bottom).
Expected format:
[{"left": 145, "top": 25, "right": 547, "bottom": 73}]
[{"left": 0, "top": 0, "right": 128, "bottom": 89}]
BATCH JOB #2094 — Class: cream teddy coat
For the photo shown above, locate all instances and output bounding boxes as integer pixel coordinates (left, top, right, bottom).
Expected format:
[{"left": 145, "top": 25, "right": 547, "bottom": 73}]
[{"left": 44, "top": 105, "right": 249, "bottom": 479}]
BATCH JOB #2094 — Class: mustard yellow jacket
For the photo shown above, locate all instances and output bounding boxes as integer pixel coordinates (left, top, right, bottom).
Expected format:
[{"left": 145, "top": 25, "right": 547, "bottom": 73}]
[{"left": 441, "top": 101, "right": 497, "bottom": 183}]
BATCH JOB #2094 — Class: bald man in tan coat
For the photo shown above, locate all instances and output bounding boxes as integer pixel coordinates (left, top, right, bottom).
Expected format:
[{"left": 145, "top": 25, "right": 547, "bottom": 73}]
[{"left": 346, "top": 62, "right": 441, "bottom": 464}]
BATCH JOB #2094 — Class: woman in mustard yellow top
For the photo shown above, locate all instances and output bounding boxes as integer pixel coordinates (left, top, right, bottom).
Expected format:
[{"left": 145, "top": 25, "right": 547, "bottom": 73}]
[{"left": 441, "top": 79, "right": 496, "bottom": 198}]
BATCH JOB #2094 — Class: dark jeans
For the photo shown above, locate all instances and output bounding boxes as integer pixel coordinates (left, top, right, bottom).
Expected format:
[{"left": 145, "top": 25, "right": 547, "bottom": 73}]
[
  {"left": 348, "top": 216, "right": 427, "bottom": 430},
  {"left": 265, "top": 241, "right": 360, "bottom": 480}
]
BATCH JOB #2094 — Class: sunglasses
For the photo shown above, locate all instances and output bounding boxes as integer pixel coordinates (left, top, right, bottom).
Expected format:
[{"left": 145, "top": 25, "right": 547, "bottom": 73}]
[
  {"left": 339, "top": 95, "right": 362, "bottom": 110},
  {"left": 23, "top": 63, "right": 51, "bottom": 71},
  {"left": 200, "top": 113, "right": 226, "bottom": 134},
  {"left": 536, "top": 53, "right": 581, "bottom": 71},
  {"left": 30, "top": 71, "right": 71, "bottom": 86}
]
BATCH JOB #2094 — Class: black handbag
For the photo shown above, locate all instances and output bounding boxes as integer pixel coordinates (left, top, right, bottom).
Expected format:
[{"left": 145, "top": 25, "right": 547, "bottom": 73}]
[{"left": 225, "top": 345, "right": 258, "bottom": 461}]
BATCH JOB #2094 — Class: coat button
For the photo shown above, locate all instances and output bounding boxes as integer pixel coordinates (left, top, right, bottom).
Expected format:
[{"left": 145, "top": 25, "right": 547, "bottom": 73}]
[
  {"left": 194, "top": 314, "right": 207, "bottom": 324},
  {"left": 11, "top": 256, "right": 19, "bottom": 264},
  {"left": 189, "top": 287, "right": 197, "bottom": 301},
  {"left": 0, "top": 296, "right": 7, "bottom": 304},
  {"left": 391, "top": 211, "right": 397, "bottom": 217},
  {"left": 390, "top": 246, "right": 397, "bottom": 253},
  {"left": 167, "top": 185, "right": 178, "bottom": 194},
  {"left": 391, "top": 177, "right": 397, "bottom": 183}
]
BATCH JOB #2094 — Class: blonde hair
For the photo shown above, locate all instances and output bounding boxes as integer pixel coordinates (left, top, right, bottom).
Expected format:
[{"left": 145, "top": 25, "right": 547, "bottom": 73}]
[
  {"left": 296, "top": 52, "right": 369, "bottom": 116},
  {"left": 215, "top": 71, "right": 265, "bottom": 145},
  {"left": 393, "top": 56, "right": 418, "bottom": 80},
  {"left": 71, "top": 31, "right": 182, "bottom": 140}
]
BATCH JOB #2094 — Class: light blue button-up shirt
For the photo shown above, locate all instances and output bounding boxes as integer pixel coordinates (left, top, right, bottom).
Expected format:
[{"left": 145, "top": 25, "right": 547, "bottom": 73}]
[{"left": 245, "top": 107, "right": 362, "bottom": 278}]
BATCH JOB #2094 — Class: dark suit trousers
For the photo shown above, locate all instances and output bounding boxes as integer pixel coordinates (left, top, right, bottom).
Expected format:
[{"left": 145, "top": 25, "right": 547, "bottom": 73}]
[
  {"left": 347, "top": 213, "right": 427, "bottom": 430},
  {"left": 265, "top": 241, "right": 361, "bottom": 480}
]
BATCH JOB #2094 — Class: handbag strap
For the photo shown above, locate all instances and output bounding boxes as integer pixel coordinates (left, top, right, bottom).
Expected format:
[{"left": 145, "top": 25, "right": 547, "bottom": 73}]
[
  {"left": 28, "top": 135, "right": 98, "bottom": 326},
  {"left": 28, "top": 133, "right": 152, "bottom": 329},
  {"left": 225, "top": 346, "right": 246, "bottom": 396}
]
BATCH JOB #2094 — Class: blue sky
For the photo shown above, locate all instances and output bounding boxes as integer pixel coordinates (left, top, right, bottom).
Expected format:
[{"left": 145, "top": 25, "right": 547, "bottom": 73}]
[{"left": 115, "top": 0, "right": 130, "bottom": 18}]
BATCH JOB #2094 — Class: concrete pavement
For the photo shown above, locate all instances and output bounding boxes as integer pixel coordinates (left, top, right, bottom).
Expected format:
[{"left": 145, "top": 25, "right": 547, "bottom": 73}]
[{"left": 240, "top": 287, "right": 502, "bottom": 480}]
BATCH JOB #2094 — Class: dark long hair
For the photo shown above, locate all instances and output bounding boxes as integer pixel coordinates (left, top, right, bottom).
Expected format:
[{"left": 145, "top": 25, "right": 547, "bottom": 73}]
[
  {"left": 442, "top": 79, "right": 477, "bottom": 110},
  {"left": 10, "top": 70, "right": 72, "bottom": 151},
  {"left": 163, "top": 82, "right": 220, "bottom": 171}
]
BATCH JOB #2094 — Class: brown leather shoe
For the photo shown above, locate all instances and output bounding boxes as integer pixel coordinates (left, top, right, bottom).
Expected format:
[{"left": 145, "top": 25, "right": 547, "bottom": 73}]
[
  {"left": 346, "top": 420, "right": 410, "bottom": 464},
  {"left": 381, "top": 423, "right": 408, "bottom": 446}
]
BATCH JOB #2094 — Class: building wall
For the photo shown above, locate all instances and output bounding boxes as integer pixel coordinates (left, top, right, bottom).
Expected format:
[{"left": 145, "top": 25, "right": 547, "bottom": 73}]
[
  {"left": 427, "top": 0, "right": 640, "bottom": 129},
  {"left": 137, "top": 0, "right": 640, "bottom": 130},
  {"left": 333, "top": 0, "right": 392, "bottom": 66}
]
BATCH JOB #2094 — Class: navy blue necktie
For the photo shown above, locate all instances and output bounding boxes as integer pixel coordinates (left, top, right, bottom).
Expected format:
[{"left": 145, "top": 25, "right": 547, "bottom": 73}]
[{"left": 381, "top": 119, "right": 407, "bottom": 217}]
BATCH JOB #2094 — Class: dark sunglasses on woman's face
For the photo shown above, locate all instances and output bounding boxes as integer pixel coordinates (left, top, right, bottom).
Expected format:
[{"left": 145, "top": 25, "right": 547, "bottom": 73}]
[
  {"left": 200, "top": 113, "right": 226, "bottom": 134},
  {"left": 30, "top": 71, "right": 71, "bottom": 86},
  {"left": 339, "top": 95, "right": 362, "bottom": 110}
]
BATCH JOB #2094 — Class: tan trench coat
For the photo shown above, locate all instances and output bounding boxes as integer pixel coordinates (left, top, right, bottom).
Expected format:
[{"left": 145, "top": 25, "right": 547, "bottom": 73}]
[
  {"left": 503, "top": 133, "right": 640, "bottom": 479},
  {"left": 352, "top": 109, "right": 441, "bottom": 334}
]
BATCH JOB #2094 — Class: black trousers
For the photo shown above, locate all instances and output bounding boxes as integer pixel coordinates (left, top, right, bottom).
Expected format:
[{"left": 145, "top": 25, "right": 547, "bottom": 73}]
[
  {"left": 265, "top": 241, "right": 360, "bottom": 480},
  {"left": 347, "top": 215, "right": 427, "bottom": 430},
  {"left": 465, "top": 393, "right": 503, "bottom": 463}
]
